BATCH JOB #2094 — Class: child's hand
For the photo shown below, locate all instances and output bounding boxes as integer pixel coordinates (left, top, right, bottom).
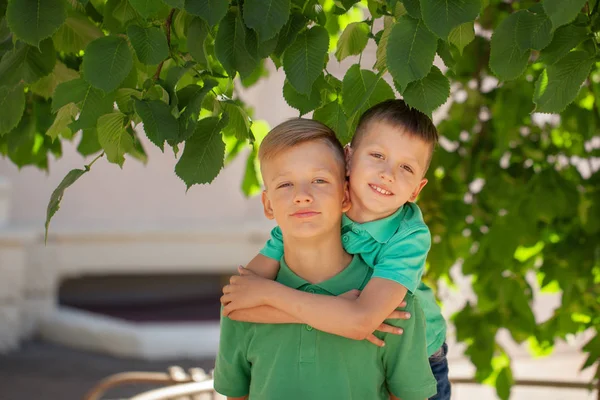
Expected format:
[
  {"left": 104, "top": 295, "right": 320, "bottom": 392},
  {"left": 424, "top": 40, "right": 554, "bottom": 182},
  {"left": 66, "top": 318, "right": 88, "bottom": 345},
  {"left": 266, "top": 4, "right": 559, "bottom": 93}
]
[
  {"left": 221, "top": 267, "right": 276, "bottom": 316},
  {"left": 339, "top": 293, "right": 409, "bottom": 347}
]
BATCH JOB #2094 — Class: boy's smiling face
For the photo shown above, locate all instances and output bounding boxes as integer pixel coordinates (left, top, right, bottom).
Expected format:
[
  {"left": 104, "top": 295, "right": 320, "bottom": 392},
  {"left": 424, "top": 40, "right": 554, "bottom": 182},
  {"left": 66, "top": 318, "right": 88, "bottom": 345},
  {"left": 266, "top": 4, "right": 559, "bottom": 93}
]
[
  {"left": 261, "top": 140, "right": 350, "bottom": 240},
  {"left": 346, "top": 121, "right": 430, "bottom": 222}
]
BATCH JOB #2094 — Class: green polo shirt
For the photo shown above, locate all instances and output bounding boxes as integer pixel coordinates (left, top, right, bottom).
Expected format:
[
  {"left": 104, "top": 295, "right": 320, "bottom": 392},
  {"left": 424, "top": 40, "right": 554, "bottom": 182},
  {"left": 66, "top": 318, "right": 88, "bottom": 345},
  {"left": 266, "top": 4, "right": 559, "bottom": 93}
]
[
  {"left": 214, "top": 255, "right": 437, "bottom": 400},
  {"left": 260, "top": 202, "right": 447, "bottom": 356}
]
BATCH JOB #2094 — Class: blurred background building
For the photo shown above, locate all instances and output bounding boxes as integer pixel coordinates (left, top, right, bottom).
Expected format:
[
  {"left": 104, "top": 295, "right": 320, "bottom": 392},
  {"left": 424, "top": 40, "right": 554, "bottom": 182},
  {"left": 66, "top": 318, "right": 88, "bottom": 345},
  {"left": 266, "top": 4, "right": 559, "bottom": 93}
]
[{"left": 0, "top": 43, "right": 596, "bottom": 400}]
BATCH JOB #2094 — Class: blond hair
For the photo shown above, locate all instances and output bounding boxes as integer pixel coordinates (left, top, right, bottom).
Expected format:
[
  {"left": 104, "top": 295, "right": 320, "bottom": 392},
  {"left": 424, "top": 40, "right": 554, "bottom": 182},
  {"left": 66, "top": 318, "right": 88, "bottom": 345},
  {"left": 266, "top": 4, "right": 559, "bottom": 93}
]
[{"left": 258, "top": 118, "right": 345, "bottom": 175}]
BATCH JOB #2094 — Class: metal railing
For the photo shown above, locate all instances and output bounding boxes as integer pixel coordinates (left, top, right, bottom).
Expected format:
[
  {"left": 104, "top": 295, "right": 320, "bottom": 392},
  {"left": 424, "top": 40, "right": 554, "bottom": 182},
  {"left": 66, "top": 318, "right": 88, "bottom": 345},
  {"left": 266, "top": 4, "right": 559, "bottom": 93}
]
[{"left": 85, "top": 366, "right": 599, "bottom": 400}]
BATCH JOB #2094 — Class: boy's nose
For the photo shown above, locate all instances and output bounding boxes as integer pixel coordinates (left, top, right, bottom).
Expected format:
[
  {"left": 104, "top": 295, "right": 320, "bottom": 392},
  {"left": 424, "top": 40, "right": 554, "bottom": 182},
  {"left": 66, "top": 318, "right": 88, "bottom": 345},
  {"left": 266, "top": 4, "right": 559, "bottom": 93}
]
[
  {"left": 379, "top": 170, "right": 394, "bottom": 183},
  {"left": 293, "top": 187, "right": 313, "bottom": 203}
]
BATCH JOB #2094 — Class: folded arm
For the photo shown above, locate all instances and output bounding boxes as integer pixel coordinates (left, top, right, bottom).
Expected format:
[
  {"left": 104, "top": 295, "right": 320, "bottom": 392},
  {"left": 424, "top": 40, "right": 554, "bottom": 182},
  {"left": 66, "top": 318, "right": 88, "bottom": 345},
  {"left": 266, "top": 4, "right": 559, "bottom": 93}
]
[
  {"left": 227, "top": 305, "right": 301, "bottom": 324},
  {"left": 261, "top": 277, "right": 407, "bottom": 341}
]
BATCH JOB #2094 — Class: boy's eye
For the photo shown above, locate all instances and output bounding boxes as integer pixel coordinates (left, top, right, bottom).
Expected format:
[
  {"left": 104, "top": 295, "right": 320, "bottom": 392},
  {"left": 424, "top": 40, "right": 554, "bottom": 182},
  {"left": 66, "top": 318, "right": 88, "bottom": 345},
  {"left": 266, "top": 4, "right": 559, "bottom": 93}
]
[
  {"left": 371, "top": 153, "right": 384, "bottom": 159},
  {"left": 313, "top": 178, "right": 327, "bottom": 184},
  {"left": 402, "top": 165, "right": 414, "bottom": 173},
  {"left": 277, "top": 182, "right": 292, "bottom": 189}
]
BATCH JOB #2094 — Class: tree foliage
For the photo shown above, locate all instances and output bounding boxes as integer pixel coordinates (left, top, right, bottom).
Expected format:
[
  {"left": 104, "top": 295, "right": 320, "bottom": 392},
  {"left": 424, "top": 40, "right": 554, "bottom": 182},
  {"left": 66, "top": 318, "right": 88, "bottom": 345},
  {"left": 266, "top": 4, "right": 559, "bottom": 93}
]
[{"left": 0, "top": 0, "right": 598, "bottom": 397}]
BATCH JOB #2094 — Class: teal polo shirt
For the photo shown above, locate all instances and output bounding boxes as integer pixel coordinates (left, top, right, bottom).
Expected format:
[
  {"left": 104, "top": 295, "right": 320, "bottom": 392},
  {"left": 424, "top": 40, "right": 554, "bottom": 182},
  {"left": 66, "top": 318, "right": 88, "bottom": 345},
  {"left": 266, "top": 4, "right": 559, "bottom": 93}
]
[
  {"left": 214, "top": 255, "right": 437, "bottom": 400},
  {"left": 260, "top": 202, "right": 447, "bottom": 356}
]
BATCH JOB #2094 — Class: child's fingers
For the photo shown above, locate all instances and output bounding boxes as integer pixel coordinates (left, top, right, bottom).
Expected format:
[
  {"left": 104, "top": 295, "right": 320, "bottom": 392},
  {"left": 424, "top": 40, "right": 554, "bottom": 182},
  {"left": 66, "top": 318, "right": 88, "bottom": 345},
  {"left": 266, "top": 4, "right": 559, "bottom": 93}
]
[
  {"left": 365, "top": 334, "right": 386, "bottom": 347},
  {"left": 220, "top": 293, "right": 235, "bottom": 306},
  {"left": 397, "top": 300, "right": 407, "bottom": 308},
  {"left": 375, "top": 323, "right": 403, "bottom": 335},
  {"left": 387, "top": 310, "right": 411, "bottom": 320}
]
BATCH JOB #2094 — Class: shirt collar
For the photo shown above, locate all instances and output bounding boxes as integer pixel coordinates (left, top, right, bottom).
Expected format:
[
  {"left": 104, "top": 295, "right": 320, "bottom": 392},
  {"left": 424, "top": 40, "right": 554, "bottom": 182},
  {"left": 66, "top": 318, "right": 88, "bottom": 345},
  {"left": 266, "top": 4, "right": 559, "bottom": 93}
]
[
  {"left": 276, "top": 255, "right": 370, "bottom": 296},
  {"left": 342, "top": 203, "right": 421, "bottom": 243}
]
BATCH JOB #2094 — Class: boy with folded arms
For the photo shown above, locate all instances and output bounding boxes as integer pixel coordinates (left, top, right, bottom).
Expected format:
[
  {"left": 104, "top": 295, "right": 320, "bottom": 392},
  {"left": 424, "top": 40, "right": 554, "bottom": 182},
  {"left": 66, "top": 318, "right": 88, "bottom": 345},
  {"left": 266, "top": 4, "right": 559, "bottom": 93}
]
[{"left": 214, "top": 119, "right": 436, "bottom": 400}]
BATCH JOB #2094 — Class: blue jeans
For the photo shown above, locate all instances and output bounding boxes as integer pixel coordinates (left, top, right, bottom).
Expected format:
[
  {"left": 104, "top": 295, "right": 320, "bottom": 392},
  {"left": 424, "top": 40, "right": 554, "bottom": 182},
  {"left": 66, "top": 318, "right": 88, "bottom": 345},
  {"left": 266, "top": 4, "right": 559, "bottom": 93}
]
[{"left": 428, "top": 342, "right": 451, "bottom": 400}]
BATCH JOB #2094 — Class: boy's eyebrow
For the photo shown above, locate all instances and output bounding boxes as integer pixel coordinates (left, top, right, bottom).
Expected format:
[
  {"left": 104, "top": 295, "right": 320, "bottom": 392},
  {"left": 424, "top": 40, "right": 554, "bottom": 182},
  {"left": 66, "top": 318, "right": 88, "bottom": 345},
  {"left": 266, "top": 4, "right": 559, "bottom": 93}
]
[{"left": 272, "top": 167, "right": 336, "bottom": 180}]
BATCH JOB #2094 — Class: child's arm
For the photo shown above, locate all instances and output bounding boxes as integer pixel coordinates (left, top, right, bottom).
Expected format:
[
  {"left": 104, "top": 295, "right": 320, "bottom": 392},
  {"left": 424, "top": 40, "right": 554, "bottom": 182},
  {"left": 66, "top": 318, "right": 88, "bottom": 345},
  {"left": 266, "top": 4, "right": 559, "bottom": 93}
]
[
  {"left": 227, "top": 305, "right": 301, "bottom": 324},
  {"left": 223, "top": 227, "right": 429, "bottom": 341},
  {"left": 233, "top": 276, "right": 408, "bottom": 341},
  {"left": 244, "top": 254, "right": 280, "bottom": 280}
]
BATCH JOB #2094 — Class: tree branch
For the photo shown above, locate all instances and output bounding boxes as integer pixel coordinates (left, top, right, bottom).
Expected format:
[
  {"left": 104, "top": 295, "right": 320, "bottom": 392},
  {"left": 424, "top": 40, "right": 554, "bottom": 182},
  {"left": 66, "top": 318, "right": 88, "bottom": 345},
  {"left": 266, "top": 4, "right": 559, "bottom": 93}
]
[{"left": 153, "top": 9, "right": 176, "bottom": 81}]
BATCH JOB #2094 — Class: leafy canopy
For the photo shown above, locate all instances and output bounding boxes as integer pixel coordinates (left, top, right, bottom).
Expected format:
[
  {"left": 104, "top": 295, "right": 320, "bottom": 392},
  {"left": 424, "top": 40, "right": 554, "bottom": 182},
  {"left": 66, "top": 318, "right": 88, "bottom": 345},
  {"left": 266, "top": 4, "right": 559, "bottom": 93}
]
[{"left": 0, "top": 1, "right": 599, "bottom": 398}]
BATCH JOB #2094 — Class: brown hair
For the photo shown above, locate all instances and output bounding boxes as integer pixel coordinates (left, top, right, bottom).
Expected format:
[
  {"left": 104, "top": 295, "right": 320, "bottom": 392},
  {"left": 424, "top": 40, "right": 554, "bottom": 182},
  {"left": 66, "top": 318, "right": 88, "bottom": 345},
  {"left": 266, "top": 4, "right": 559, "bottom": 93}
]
[
  {"left": 351, "top": 99, "right": 439, "bottom": 172},
  {"left": 258, "top": 118, "right": 345, "bottom": 178}
]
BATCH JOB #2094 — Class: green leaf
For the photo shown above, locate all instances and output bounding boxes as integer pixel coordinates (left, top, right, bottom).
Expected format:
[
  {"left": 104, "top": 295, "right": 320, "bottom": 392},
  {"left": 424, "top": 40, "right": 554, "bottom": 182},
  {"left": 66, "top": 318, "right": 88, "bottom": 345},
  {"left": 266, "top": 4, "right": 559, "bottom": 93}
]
[
  {"left": 403, "top": 0, "right": 421, "bottom": 19},
  {"left": 52, "top": 78, "right": 90, "bottom": 113},
  {"left": 489, "top": 11, "right": 531, "bottom": 81},
  {"left": 97, "top": 111, "right": 134, "bottom": 167},
  {"left": 175, "top": 116, "right": 227, "bottom": 189},
  {"left": 241, "top": 149, "right": 261, "bottom": 196},
  {"left": 52, "top": 12, "right": 103, "bottom": 53},
  {"left": 341, "top": 64, "right": 394, "bottom": 126},
  {"left": 175, "top": 80, "right": 218, "bottom": 142},
  {"left": 283, "top": 25, "right": 329, "bottom": 95},
  {"left": 335, "top": 21, "right": 370, "bottom": 62},
  {"left": 82, "top": 35, "right": 133, "bottom": 92},
  {"left": 495, "top": 366, "right": 513, "bottom": 400},
  {"left": 273, "top": 11, "right": 306, "bottom": 58},
  {"left": 0, "top": 84, "right": 25, "bottom": 135},
  {"left": 543, "top": 0, "right": 587, "bottom": 30},
  {"left": 402, "top": 66, "right": 450, "bottom": 117},
  {"left": 421, "top": 0, "right": 480, "bottom": 39},
  {"left": 214, "top": 10, "right": 259, "bottom": 79},
  {"left": 386, "top": 16, "right": 437, "bottom": 88},
  {"left": 162, "top": 0, "right": 184, "bottom": 7},
  {"left": 77, "top": 128, "right": 102, "bottom": 155},
  {"left": 533, "top": 51, "right": 594, "bottom": 113},
  {"left": 185, "top": 0, "right": 228, "bottom": 27},
  {"left": 436, "top": 40, "right": 456, "bottom": 69},
  {"left": 128, "top": 0, "right": 165, "bottom": 19},
  {"left": 133, "top": 99, "right": 179, "bottom": 150},
  {"left": 188, "top": 17, "right": 209, "bottom": 65},
  {"left": 313, "top": 100, "right": 350, "bottom": 145},
  {"left": 6, "top": 0, "right": 67, "bottom": 46},
  {"left": 244, "top": 0, "right": 290, "bottom": 41},
  {"left": 31, "top": 61, "right": 79, "bottom": 99},
  {"left": 220, "top": 101, "right": 251, "bottom": 140},
  {"left": 110, "top": 0, "right": 139, "bottom": 27},
  {"left": 374, "top": 17, "right": 393, "bottom": 71},
  {"left": 538, "top": 23, "right": 588, "bottom": 65},
  {"left": 515, "top": 11, "right": 553, "bottom": 51},
  {"left": 45, "top": 168, "right": 88, "bottom": 242},
  {"left": 127, "top": 25, "right": 169, "bottom": 65},
  {"left": 283, "top": 78, "right": 322, "bottom": 115},
  {"left": 115, "top": 88, "right": 142, "bottom": 114},
  {"left": 0, "top": 39, "right": 56, "bottom": 86},
  {"left": 46, "top": 103, "right": 78, "bottom": 141},
  {"left": 448, "top": 22, "right": 474, "bottom": 55},
  {"left": 53, "top": 78, "right": 115, "bottom": 131}
]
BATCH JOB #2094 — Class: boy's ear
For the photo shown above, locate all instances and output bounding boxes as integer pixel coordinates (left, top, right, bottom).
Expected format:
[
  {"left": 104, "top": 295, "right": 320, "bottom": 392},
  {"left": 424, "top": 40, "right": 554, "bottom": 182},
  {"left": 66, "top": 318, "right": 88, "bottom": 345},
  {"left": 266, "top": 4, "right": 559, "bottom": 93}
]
[
  {"left": 344, "top": 144, "right": 353, "bottom": 176},
  {"left": 342, "top": 181, "right": 351, "bottom": 213},
  {"left": 262, "top": 190, "right": 275, "bottom": 220},
  {"left": 409, "top": 178, "right": 428, "bottom": 202}
]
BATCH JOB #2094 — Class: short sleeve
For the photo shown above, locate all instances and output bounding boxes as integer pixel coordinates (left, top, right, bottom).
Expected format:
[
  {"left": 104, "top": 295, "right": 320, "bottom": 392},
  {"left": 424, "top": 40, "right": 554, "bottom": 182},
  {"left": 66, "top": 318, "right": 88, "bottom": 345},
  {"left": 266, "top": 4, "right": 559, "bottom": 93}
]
[
  {"left": 213, "top": 312, "right": 252, "bottom": 398},
  {"left": 372, "top": 225, "right": 431, "bottom": 293},
  {"left": 381, "top": 294, "right": 437, "bottom": 400},
  {"left": 259, "top": 226, "right": 284, "bottom": 260}
]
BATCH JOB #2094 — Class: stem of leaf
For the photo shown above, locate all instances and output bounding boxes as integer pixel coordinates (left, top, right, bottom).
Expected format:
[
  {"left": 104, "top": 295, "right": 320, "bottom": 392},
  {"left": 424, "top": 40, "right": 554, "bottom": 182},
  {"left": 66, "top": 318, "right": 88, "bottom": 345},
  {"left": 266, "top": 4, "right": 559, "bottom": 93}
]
[
  {"left": 85, "top": 152, "right": 105, "bottom": 171},
  {"left": 153, "top": 9, "right": 176, "bottom": 81}
]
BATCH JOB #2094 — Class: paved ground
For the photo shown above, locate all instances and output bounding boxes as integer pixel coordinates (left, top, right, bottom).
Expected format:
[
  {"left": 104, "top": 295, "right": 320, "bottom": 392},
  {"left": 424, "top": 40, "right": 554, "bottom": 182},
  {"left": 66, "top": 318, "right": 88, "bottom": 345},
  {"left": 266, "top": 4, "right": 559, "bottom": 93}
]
[{"left": 0, "top": 341, "right": 216, "bottom": 400}]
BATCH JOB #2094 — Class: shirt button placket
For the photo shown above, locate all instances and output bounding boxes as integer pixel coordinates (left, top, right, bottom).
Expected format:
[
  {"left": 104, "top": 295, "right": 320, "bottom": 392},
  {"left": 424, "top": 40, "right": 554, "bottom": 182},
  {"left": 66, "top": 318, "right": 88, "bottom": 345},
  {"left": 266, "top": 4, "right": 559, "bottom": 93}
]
[{"left": 300, "top": 286, "right": 317, "bottom": 363}]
